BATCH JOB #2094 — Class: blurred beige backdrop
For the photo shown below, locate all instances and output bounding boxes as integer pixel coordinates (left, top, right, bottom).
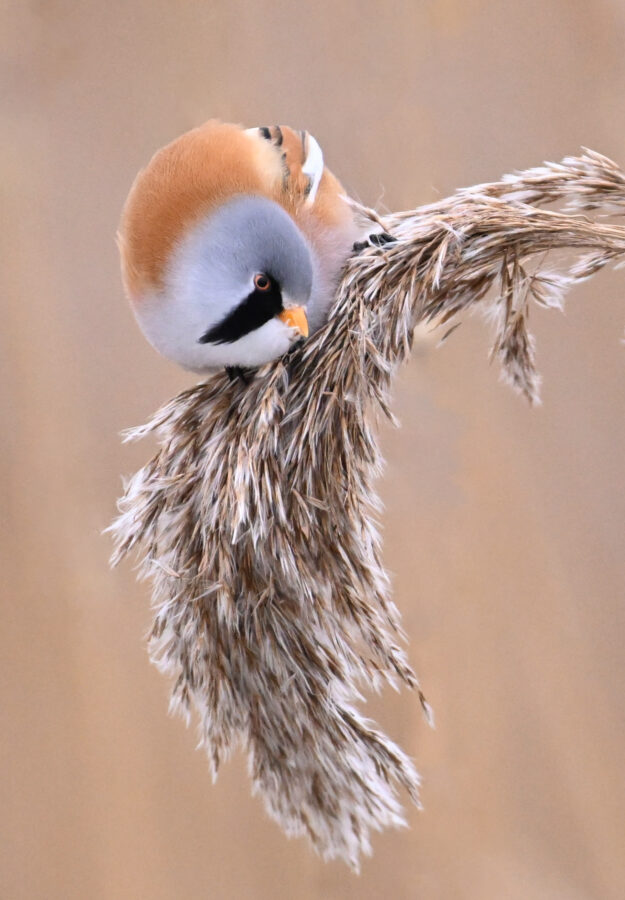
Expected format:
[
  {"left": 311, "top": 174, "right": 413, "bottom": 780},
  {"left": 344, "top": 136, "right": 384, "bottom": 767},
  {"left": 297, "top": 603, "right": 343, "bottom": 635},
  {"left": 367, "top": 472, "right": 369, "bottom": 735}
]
[{"left": 2, "top": 1, "right": 625, "bottom": 898}]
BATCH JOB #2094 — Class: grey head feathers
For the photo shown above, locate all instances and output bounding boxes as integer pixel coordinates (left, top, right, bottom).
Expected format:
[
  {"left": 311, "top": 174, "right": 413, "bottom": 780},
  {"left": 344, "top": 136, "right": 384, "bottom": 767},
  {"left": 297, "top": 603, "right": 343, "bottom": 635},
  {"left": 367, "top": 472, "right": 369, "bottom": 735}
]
[
  {"left": 194, "top": 195, "right": 313, "bottom": 307},
  {"left": 133, "top": 195, "right": 314, "bottom": 371}
]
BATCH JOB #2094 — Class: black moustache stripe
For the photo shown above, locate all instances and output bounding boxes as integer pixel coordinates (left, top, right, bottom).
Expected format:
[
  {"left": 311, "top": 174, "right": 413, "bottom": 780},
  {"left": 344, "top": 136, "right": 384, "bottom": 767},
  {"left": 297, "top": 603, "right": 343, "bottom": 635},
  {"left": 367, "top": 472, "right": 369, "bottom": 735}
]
[{"left": 198, "top": 281, "right": 283, "bottom": 345}]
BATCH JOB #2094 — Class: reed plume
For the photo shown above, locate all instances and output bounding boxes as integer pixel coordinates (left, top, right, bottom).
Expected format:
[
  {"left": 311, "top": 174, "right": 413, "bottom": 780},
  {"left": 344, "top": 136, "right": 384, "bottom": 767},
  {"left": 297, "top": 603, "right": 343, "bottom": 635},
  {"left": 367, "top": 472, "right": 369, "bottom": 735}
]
[{"left": 110, "top": 150, "right": 625, "bottom": 868}]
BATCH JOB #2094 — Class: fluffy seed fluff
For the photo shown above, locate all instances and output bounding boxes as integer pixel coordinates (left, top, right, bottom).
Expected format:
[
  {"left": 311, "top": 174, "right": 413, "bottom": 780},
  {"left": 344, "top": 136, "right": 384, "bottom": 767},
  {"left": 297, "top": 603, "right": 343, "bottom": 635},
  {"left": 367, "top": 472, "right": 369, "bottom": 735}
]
[{"left": 110, "top": 150, "right": 625, "bottom": 869}]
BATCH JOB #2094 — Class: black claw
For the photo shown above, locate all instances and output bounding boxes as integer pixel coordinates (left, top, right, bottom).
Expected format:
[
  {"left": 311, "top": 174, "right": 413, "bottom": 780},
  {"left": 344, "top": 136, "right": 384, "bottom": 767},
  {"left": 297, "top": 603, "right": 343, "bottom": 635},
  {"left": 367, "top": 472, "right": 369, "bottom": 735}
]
[
  {"left": 286, "top": 337, "right": 306, "bottom": 357},
  {"left": 259, "top": 126, "right": 272, "bottom": 141},
  {"left": 353, "top": 232, "right": 397, "bottom": 253},
  {"left": 225, "top": 366, "right": 254, "bottom": 384},
  {"left": 368, "top": 232, "right": 396, "bottom": 246}
]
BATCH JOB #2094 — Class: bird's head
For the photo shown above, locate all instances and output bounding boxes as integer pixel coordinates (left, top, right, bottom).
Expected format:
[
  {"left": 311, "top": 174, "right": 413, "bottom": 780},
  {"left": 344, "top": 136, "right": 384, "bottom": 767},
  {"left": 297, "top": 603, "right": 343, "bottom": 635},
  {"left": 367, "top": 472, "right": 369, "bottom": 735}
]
[
  {"left": 118, "top": 121, "right": 313, "bottom": 372},
  {"left": 131, "top": 194, "right": 311, "bottom": 371}
]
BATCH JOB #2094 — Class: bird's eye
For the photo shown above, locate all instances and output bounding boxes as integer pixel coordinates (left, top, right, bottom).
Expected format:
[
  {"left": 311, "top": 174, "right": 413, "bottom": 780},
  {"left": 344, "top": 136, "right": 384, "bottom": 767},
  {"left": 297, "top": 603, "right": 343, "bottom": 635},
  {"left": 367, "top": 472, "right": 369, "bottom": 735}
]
[{"left": 254, "top": 273, "right": 271, "bottom": 291}]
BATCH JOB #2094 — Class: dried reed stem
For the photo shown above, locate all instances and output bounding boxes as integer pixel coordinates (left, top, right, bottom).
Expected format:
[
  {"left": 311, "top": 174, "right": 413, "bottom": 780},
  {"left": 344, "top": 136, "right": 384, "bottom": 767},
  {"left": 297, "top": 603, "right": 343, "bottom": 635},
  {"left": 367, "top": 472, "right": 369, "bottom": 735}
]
[{"left": 110, "top": 150, "right": 625, "bottom": 868}]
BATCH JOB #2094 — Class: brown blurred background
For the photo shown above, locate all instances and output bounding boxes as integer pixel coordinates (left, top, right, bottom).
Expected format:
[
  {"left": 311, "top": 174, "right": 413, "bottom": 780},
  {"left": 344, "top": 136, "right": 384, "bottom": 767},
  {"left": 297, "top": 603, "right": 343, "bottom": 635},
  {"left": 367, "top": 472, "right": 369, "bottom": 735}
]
[{"left": 2, "top": 1, "right": 625, "bottom": 898}]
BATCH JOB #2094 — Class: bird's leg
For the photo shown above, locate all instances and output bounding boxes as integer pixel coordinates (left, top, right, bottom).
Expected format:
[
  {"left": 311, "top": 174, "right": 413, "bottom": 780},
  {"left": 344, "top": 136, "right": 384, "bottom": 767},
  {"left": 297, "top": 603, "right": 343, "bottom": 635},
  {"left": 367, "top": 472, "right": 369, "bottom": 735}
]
[
  {"left": 369, "top": 232, "right": 396, "bottom": 246},
  {"left": 353, "top": 232, "right": 396, "bottom": 252},
  {"left": 285, "top": 337, "right": 306, "bottom": 357},
  {"left": 225, "top": 366, "right": 254, "bottom": 384}
]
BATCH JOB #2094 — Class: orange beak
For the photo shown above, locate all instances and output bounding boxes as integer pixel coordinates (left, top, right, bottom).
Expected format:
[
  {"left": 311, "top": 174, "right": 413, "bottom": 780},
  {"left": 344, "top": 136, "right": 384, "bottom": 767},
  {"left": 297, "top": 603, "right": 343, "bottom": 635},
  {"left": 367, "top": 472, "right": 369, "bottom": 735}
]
[{"left": 277, "top": 306, "right": 309, "bottom": 338}]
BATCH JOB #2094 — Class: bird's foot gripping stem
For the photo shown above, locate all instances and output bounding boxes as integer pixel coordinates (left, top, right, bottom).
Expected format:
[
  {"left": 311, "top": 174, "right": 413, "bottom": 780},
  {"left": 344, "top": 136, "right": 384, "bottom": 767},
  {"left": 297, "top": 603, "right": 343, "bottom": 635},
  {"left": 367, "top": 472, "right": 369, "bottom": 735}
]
[
  {"left": 352, "top": 232, "right": 396, "bottom": 252},
  {"left": 225, "top": 366, "right": 254, "bottom": 384}
]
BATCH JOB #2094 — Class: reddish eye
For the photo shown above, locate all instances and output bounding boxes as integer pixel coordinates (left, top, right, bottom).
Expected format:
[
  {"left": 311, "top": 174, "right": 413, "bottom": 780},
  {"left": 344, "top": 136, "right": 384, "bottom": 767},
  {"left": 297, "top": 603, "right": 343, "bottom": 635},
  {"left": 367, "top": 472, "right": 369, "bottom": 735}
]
[{"left": 254, "top": 273, "right": 271, "bottom": 291}]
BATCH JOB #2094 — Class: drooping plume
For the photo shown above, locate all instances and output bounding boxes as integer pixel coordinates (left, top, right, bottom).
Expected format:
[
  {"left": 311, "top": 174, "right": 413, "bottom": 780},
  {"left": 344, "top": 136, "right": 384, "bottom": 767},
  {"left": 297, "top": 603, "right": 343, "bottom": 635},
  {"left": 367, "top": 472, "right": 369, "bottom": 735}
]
[{"left": 110, "top": 150, "right": 625, "bottom": 868}]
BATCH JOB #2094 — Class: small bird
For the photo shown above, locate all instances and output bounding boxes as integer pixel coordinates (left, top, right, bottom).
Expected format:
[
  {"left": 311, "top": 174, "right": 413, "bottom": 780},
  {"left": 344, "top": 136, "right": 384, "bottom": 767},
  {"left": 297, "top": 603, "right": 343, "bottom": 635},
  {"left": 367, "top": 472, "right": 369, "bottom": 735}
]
[{"left": 118, "top": 120, "right": 368, "bottom": 373}]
